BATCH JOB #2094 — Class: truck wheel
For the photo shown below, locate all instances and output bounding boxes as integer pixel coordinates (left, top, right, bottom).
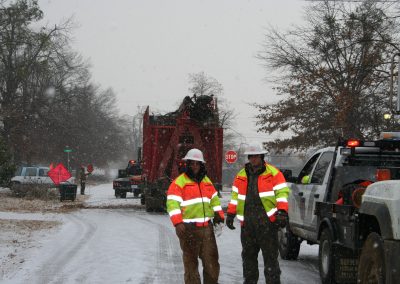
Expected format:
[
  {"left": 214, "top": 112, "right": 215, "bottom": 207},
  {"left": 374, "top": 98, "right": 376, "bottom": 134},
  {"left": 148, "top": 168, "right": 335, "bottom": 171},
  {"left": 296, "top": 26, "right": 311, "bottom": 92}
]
[
  {"left": 11, "top": 181, "right": 20, "bottom": 190},
  {"left": 145, "top": 201, "right": 153, "bottom": 212},
  {"left": 319, "top": 228, "right": 335, "bottom": 284},
  {"left": 140, "top": 195, "right": 145, "bottom": 205},
  {"left": 278, "top": 224, "right": 301, "bottom": 260},
  {"left": 121, "top": 192, "right": 127, "bottom": 198},
  {"left": 357, "top": 232, "right": 385, "bottom": 284}
]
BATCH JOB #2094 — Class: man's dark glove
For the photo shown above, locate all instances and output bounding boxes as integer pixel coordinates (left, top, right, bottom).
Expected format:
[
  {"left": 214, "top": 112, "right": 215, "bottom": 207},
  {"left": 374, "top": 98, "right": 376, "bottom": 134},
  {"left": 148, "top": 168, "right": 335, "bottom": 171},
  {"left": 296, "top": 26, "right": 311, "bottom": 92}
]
[
  {"left": 213, "top": 212, "right": 224, "bottom": 225},
  {"left": 175, "top": 223, "right": 186, "bottom": 239},
  {"left": 275, "top": 210, "right": 288, "bottom": 228},
  {"left": 226, "top": 213, "right": 236, "bottom": 230}
]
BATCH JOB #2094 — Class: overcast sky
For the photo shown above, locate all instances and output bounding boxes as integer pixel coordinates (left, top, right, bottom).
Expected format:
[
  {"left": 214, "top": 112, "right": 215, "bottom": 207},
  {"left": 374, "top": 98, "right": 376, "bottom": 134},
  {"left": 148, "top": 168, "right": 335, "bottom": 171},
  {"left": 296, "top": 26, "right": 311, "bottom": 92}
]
[{"left": 38, "top": 0, "right": 307, "bottom": 146}]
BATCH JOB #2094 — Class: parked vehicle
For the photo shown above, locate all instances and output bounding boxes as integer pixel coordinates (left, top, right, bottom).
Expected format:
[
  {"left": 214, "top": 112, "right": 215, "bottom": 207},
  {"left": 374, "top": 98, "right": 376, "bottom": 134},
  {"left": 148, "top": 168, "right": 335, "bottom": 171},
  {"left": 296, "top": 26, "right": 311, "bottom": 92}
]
[
  {"left": 112, "top": 160, "right": 144, "bottom": 198},
  {"left": 11, "top": 166, "right": 75, "bottom": 186},
  {"left": 140, "top": 95, "right": 223, "bottom": 212},
  {"left": 11, "top": 166, "right": 54, "bottom": 185},
  {"left": 280, "top": 134, "right": 400, "bottom": 283}
]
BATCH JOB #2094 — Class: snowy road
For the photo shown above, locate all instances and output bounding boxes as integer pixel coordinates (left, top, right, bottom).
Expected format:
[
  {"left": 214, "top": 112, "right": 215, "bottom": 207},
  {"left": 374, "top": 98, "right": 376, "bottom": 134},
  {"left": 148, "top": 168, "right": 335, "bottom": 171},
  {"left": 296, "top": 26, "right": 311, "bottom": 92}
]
[{"left": 2, "top": 184, "right": 320, "bottom": 284}]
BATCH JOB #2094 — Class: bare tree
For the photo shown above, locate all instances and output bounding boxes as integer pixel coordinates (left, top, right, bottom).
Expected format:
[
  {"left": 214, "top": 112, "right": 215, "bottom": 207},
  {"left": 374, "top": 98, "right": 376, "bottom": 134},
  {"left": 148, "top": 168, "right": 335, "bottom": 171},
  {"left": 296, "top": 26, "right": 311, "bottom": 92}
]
[
  {"left": 188, "top": 71, "right": 237, "bottom": 129},
  {"left": 255, "top": 0, "right": 400, "bottom": 151},
  {"left": 0, "top": 0, "right": 132, "bottom": 168},
  {"left": 0, "top": 0, "right": 74, "bottom": 160}
]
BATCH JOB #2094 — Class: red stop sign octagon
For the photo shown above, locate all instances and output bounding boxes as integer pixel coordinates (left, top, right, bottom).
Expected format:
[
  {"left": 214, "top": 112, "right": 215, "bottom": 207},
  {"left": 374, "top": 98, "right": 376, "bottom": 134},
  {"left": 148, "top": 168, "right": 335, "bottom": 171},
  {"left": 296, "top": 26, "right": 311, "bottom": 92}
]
[{"left": 225, "top": 150, "right": 238, "bottom": 164}]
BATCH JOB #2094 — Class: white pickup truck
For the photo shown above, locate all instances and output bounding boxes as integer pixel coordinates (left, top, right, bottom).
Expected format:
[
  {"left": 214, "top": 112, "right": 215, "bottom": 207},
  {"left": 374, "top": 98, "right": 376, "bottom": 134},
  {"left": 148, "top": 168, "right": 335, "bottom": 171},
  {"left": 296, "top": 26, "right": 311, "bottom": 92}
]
[
  {"left": 11, "top": 166, "right": 75, "bottom": 185},
  {"left": 280, "top": 133, "right": 400, "bottom": 283},
  {"left": 11, "top": 166, "right": 53, "bottom": 185}
]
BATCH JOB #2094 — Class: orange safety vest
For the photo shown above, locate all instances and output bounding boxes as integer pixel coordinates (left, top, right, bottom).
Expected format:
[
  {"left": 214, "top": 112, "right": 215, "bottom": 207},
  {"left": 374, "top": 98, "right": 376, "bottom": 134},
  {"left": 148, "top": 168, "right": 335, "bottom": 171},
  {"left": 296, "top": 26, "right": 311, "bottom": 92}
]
[
  {"left": 166, "top": 173, "right": 224, "bottom": 226},
  {"left": 227, "top": 163, "right": 290, "bottom": 224}
]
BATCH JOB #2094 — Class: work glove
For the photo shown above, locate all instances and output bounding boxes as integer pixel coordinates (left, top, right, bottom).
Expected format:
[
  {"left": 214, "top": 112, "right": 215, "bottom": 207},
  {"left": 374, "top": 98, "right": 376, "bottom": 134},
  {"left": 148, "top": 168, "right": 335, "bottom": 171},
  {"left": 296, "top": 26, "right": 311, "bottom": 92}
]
[
  {"left": 274, "top": 210, "right": 288, "bottom": 228},
  {"left": 213, "top": 212, "right": 224, "bottom": 237},
  {"left": 213, "top": 212, "right": 224, "bottom": 225},
  {"left": 175, "top": 223, "right": 186, "bottom": 239},
  {"left": 226, "top": 213, "right": 236, "bottom": 230}
]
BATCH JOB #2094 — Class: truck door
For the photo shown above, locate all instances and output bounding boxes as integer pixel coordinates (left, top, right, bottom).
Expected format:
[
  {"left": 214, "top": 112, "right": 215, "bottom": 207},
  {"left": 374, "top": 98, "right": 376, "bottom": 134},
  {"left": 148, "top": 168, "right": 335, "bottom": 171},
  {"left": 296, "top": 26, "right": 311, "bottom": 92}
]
[
  {"left": 289, "top": 153, "right": 320, "bottom": 235},
  {"left": 305, "top": 151, "right": 334, "bottom": 238},
  {"left": 38, "top": 168, "right": 51, "bottom": 184},
  {"left": 24, "top": 167, "right": 39, "bottom": 183}
]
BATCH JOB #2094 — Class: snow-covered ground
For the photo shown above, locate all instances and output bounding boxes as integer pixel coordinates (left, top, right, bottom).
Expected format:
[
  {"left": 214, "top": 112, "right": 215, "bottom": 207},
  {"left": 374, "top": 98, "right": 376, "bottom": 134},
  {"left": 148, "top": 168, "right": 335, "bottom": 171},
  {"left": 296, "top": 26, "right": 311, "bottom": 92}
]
[{"left": 0, "top": 183, "right": 320, "bottom": 283}]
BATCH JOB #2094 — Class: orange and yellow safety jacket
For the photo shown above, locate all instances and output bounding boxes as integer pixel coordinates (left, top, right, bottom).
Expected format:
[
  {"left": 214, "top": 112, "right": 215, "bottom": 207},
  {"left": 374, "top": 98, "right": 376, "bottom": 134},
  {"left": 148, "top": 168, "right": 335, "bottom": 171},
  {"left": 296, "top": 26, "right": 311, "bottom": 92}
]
[
  {"left": 166, "top": 173, "right": 224, "bottom": 226},
  {"left": 227, "top": 163, "right": 290, "bottom": 224}
]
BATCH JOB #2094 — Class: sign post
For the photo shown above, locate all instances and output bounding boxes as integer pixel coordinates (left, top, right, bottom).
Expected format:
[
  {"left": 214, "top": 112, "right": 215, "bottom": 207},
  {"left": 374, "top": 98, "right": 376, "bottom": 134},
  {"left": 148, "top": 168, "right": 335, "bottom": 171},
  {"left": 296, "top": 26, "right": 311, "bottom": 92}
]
[
  {"left": 225, "top": 150, "right": 238, "bottom": 164},
  {"left": 63, "top": 146, "right": 73, "bottom": 171}
]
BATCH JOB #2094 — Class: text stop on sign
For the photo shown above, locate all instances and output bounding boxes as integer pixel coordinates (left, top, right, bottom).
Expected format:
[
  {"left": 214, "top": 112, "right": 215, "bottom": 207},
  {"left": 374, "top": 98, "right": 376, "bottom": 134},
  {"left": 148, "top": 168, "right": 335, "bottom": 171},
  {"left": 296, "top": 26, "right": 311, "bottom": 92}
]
[{"left": 225, "top": 150, "right": 238, "bottom": 164}]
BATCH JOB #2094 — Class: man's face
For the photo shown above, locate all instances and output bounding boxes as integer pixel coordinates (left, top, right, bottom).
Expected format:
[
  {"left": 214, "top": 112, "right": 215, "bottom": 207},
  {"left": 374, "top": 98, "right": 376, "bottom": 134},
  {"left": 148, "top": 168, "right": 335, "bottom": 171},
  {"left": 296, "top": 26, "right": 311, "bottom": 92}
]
[
  {"left": 248, "top": 155, "right": 263, "bottom": 167},
  {"left": 189, "top": 160, "right": 201, "bottom": 175}
]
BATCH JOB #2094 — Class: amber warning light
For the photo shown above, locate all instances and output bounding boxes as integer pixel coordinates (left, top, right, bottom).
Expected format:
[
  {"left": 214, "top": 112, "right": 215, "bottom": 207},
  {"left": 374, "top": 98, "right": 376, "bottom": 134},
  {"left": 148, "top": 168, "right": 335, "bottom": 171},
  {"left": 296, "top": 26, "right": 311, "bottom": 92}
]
[{"left": 347, "top": 140, "right": 360, "bottom": 147}]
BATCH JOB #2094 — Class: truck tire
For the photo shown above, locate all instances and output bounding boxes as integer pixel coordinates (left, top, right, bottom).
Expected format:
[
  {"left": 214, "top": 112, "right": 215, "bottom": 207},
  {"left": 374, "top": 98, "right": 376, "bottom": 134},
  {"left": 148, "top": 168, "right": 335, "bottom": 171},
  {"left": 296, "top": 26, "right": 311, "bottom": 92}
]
[
  {"left": 319, "top": 228, "right": 335, "bottom": 284},
  {"left": 121, "top": 192, "right": 127, "bottom": 198},
  {"left": 278, "top": 224, "right": 301, "bottom": 260},
  {"left": 145, "top": 202, "right": 153, "bottom": 212},
  {"left": 140, "top": 195, "right": 145, "bottom": 205},
  {"left": 11, "top": 181, "right": 20, "bottom": 188},
  {"left": 357, "top": 232, "right": 385, "bottom": 284}
]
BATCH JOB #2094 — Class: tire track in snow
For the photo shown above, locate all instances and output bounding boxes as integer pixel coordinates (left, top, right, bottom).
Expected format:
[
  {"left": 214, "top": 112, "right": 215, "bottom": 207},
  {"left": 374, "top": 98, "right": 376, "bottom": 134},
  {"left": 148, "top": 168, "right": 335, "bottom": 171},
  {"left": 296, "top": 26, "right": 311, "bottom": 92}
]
[
  {"left": 116, "top": 210, "right": 183, "bottom": 284},
  {"left": 30, "top": 213, "right": 97, "bottom": 284}
]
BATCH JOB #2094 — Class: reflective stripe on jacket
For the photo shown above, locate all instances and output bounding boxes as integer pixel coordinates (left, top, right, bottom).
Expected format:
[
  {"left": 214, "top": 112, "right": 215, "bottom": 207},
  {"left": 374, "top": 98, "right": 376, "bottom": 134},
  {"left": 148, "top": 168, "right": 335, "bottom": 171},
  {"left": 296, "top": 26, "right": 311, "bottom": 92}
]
[
  {"left": 227, "top": 163, "right": 290, "bottom": 224},
  {"left": 166, "top": 173, "right": 224, "bottom": 226}
]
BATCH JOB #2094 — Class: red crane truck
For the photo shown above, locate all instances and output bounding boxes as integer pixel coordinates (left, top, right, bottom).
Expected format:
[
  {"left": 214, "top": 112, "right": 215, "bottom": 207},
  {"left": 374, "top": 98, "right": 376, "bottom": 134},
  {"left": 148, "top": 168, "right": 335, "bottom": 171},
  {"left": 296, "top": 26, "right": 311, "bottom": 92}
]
[{"left": 140, "top": 95, "right": 223, "bottom": 212}]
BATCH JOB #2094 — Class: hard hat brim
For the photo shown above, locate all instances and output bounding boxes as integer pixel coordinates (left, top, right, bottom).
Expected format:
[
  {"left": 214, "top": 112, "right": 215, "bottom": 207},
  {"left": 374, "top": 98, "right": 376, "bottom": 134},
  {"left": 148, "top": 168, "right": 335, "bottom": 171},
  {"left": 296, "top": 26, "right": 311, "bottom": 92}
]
[
  {"left": 243, "top": 151, "right": 268, "bottom": 155},
  {"left": 182, "top": 157, "right": 206, "bottom": 163}
]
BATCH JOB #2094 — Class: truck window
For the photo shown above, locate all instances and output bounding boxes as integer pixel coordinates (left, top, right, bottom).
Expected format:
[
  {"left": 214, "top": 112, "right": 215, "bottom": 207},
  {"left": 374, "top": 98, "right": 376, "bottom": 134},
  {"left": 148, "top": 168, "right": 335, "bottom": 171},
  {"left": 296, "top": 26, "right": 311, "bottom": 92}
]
[
  {"left": 25, "top": 167, "right": 38, "bottom": 177},
  {"left": 311, "top": 151, "right": 334, "bottom": 184},
  {"left": 330, "top": 154, "right": 400, "bottom": 202},
  {"left": 297, "top": 153, "right": 321, "bottom": 184},
  {"left": 127, "top": 164, "right": 142, "bottom": 175},
  {"left": 39, "top": 168, "right": 48, "bottom": 177}
]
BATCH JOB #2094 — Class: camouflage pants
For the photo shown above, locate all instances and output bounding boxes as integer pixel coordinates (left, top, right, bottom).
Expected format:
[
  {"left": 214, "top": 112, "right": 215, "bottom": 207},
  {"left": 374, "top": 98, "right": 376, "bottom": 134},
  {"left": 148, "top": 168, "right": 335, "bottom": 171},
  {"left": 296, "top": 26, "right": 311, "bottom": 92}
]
[
  {"left": 178, "top": 223, "right": 220, "bottom": 284},
  {"left": 241, "top": 222, "right": 281, "bottom": 284}
]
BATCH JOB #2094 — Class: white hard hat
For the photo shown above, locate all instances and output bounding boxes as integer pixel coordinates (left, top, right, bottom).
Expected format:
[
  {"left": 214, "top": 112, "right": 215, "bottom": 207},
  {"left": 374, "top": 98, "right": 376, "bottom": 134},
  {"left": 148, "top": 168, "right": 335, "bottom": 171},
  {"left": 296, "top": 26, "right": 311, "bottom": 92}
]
[
  {"left": 244, "top": 142, "right": 268, "bottom": 155},
  {"left": 183, "top": 148, "right": 206, "bottom": 163}
]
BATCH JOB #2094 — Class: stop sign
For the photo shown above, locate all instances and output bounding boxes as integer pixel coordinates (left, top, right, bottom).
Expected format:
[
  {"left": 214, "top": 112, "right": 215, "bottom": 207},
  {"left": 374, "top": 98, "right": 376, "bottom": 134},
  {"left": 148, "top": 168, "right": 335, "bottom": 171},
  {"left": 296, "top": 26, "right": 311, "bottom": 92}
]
[
  {"left": 225, "top": 150, "right": 238, "bottom": 164},
  {"left": 87, "top": 164, "right": 94, "bottom": 173}
]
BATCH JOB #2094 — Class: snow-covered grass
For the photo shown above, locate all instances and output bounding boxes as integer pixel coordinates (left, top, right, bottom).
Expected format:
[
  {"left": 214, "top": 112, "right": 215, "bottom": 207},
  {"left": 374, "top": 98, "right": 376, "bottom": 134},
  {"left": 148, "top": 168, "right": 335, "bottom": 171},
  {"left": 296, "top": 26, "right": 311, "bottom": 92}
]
[{"left": 0, "top": 187, "right": 87, "bottom": 212}]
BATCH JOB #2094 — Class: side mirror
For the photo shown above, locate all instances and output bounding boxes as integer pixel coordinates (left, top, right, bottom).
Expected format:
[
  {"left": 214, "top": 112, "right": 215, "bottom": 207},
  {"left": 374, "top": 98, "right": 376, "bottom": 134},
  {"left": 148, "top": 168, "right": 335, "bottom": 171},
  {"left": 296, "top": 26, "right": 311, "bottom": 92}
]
[{"left": 301, "top": 175, "right": 311, "bottom": 184}]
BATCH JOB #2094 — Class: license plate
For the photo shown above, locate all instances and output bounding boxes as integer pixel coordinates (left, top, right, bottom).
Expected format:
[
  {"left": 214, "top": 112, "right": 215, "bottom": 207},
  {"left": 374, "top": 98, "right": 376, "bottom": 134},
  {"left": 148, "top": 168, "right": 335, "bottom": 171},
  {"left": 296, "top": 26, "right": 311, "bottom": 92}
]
[{"left": 131, "top": 185, "right": 138, "bottom": 189}]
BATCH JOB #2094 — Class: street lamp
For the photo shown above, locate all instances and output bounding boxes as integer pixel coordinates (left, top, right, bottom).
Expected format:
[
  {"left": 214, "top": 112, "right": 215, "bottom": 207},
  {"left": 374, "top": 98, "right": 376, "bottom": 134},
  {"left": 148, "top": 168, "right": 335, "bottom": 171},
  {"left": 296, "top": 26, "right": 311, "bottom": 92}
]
[
  {"left": 384, "top": 113, "right": 392, "bottom": 120},
  {"left": 384, "top": 113, "right": 392, "bottom": 131}
]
